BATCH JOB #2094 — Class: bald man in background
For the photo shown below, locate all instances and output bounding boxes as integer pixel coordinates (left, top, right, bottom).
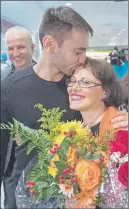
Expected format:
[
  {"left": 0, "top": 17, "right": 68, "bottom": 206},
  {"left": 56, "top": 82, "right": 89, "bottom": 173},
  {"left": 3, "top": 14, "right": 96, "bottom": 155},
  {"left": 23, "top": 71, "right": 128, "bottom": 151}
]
[
  {"left": 5, "top": 26, "right": 36, "bottom": 73},
  {"left": 1, "top": 26, "right": 36, "bottom": 208}
]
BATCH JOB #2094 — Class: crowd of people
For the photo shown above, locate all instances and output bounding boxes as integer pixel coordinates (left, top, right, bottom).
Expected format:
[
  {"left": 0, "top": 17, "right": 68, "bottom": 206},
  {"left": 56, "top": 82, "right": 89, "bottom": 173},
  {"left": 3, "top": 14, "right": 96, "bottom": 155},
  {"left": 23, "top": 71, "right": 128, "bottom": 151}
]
[{"left": 0, "top": 6, "right": 128, "bottom": 209}]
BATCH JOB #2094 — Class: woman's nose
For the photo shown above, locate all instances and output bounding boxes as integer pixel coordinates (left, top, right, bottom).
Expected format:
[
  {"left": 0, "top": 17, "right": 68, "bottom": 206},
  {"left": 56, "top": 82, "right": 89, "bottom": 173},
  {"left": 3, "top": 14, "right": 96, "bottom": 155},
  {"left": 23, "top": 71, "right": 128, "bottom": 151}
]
[{"left": 72, "top": 81, "right": 81, "bottom": 91}]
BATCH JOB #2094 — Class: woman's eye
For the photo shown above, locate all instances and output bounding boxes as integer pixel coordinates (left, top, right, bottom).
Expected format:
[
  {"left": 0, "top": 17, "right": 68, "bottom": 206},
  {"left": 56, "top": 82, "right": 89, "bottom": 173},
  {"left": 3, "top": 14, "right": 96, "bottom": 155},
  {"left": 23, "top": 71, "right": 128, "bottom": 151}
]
[
  {"left": 70, "top": 80, "right": 76, "bottom": 83},
  {"left": 82, "top": 81, "right": 89, "bottom": 84}
]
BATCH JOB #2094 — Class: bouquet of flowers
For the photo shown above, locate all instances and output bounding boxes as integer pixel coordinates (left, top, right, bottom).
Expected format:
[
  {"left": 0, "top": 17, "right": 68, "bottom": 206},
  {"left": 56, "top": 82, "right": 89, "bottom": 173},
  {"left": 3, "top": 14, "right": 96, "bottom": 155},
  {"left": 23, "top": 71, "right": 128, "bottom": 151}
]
[
  {"left": 99, "top": 130, "right": 128, "bottom": 208},
  {"left": 1, "top": 104, "right": 128, "bottom": 208}
]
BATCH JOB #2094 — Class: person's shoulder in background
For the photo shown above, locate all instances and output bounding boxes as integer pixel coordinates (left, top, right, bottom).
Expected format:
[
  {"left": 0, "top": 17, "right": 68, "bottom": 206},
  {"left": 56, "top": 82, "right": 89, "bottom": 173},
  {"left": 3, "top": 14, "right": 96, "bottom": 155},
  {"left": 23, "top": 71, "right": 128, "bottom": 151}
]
[
  {"left": 119, "top": 62, "right": 128, "bottom": 79},
  {"left": 1, "top": 62, "right": 12, "bottom": 80},
  {"left": 1, "top": 64, "right": 34, "bottom": 93}
]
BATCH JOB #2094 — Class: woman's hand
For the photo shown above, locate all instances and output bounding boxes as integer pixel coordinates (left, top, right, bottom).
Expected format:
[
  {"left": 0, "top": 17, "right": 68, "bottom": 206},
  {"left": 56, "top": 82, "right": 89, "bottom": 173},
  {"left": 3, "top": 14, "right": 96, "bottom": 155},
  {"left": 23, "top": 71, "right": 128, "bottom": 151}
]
[{"left": 111, "top": 111, "right": 128, "bottom": 130}]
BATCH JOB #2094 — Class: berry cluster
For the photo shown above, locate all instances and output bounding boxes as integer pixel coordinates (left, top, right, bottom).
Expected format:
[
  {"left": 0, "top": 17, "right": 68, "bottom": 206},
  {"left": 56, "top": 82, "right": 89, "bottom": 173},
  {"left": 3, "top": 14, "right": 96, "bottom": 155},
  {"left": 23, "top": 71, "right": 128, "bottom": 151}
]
[
  {"left": 26, "top": 180, "right": 35, "bottom": 195},
  {"left": 58, "top": 166, "right": 77, "bottom": 185},
  {"left": 64, "top": 130, "right": 76, "bottom": 138},
  {"left": 50, "top": 144, "right": 61, "bottom": 154}
]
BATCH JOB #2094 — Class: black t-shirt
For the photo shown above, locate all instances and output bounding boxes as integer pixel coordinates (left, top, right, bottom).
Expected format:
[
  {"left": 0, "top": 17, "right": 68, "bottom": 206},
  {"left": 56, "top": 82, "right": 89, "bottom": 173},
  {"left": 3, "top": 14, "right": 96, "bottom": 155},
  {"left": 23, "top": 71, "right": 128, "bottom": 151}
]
[
  {"left": 91, "top": 122, "right": 100, "bottom": 136},
  {"left": 1, "top": 65, "right": 82, "bottom": 183}
]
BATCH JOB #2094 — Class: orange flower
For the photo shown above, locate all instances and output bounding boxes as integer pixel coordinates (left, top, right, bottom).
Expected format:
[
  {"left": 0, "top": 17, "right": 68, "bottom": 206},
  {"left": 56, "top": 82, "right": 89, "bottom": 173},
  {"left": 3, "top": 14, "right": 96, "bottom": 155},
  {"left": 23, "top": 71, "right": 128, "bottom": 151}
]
[
  {"left": 75, "top": 159, "right": 101, "bottom": 191},
  {"left": 95, "top": 151, "right": 108, "bottom": 167},
  {"left": 66, "top": 146, "right": 78, "bottom": 166},
  {"left": 65, "top": 189, "right": 97, "bottom": 208},
  {"left": 75, "top": 189, "right": 97, "bottom": 208}
]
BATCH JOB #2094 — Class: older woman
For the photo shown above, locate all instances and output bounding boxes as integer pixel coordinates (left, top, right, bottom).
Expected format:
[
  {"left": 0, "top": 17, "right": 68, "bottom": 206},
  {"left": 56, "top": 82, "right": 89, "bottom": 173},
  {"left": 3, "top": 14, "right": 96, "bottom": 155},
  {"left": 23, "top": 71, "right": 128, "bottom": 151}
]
[{"left": 66, "top": 57, "right": 127, "bottom": 208}]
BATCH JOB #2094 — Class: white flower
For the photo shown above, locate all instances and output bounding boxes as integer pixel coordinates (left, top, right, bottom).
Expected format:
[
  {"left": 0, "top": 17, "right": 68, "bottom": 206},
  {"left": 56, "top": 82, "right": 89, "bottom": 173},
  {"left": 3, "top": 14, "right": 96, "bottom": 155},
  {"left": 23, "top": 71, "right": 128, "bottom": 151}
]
[
  {"left": 58, "top": 184, "right": 74, "bottom": 199},
  {"left": 110, "top": 152, "right": 121, "bottom": 163},
  {"left": 119, "top": 154, "right": 128, "bottom": 164}
]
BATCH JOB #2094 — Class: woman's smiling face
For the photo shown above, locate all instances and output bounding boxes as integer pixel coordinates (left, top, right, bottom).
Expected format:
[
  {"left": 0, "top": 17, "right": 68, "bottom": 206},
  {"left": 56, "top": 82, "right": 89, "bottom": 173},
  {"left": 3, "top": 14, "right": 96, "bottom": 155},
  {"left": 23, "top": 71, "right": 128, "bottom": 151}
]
[{"left": 67, "top": 67, "right": 106, "bottom": 111}]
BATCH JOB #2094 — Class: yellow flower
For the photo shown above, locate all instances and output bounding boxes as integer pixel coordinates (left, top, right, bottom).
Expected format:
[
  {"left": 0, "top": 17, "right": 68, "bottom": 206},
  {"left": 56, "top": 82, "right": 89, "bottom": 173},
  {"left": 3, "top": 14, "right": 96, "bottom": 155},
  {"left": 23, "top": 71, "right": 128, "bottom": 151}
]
[
  {"left": 54, "top": 134, "right": 65, "bottom": 145},
  {"left": 59, "top": 121, "right": 83, "bottom": 133},
  {"left": 48, "top": 154, "right": 59, "bottom": 177},
  {"left": 76, "top": 128, "right": 91, "bottom": 138},
  {"left": 48, "top": 165, "right": 58, "bottom": 177},
  {"left": 53, "top": 121, "right": 91, "bottom": 142}
]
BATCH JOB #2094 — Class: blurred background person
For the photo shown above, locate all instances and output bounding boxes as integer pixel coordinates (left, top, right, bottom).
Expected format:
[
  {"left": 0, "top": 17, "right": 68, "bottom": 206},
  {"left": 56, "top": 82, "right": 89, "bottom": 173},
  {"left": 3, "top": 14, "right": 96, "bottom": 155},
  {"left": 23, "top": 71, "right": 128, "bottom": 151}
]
[
  {"left": 121, "top": 48, "right": 128, "bottom": 69},
  {"left": 109, "top": 46, "right": 119, "bottom": 57},
  {"left": 5, "top": 26, "right": 36, "bottom": 73},
  {"left": 109, "top": 47, "right": 128, "bottom": 79},
  {"left": 1, "top": 52, "right": 12, "bottom": 80}
]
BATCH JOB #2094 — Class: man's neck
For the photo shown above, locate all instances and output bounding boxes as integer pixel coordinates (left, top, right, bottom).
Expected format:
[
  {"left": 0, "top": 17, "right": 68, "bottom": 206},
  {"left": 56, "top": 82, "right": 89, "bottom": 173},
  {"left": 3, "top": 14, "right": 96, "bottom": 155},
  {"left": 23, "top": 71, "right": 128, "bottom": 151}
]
[
  {"left": 33, "top": 54, "right": 64, "bottom": 82},
  {"left": 81, "top": 103, "right": 106, "bottom": 127}
]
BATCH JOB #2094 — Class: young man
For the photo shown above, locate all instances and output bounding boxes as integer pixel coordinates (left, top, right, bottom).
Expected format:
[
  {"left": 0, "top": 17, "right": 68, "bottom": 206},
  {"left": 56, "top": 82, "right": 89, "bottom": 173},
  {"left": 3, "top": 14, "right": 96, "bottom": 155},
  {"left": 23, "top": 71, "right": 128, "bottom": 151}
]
[{"left": 1, "top": 6, "right": 128, "bottom": 208}]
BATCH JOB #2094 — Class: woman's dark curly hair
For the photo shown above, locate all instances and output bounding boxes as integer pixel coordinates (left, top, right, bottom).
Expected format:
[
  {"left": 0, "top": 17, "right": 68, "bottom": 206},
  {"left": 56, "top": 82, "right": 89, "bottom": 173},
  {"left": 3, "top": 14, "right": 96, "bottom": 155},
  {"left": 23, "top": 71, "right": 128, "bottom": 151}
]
[{"left": 85, "top": 57, "right": 124, "bottom": 107}]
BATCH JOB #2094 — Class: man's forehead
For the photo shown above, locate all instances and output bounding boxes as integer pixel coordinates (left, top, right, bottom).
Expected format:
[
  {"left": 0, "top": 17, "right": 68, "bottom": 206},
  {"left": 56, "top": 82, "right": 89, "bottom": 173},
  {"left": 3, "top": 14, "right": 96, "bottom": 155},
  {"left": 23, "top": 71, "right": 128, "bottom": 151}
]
[
  {"left": 6, "top": 35, "right": 30, "bottom": 47},
  {"left": 7, "top": 34, "right": 26, "bottom": 42},
  {"left": 64, "top": 31, "right": 89, "bottom": 49}
]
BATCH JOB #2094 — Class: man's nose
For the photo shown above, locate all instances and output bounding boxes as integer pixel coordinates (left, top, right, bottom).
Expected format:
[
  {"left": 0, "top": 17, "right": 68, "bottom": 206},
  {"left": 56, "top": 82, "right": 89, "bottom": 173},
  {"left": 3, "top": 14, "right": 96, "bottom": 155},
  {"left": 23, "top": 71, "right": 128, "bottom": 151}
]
[
  {"left": 79, "top": 53, "right": 86, "bottom": 66},
  {"left": 12, "top": 49, "right": 20, "bottom": 57}
]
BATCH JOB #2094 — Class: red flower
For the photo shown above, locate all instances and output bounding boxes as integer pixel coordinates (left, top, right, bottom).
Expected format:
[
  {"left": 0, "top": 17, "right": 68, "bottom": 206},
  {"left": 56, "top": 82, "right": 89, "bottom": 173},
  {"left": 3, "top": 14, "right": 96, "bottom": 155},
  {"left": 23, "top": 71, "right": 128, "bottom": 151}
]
[
  {"left": 116, "top": 130, "right": 128, "bottom": 151},
  {"left": 118, "top": 161, "right": 128, "bottom": 186},
  {"left": 109, "top": 130, "right": 128, "bottom": 156},
  {"left": 109, "top": 141, "right": 127, "bottom": 157}
]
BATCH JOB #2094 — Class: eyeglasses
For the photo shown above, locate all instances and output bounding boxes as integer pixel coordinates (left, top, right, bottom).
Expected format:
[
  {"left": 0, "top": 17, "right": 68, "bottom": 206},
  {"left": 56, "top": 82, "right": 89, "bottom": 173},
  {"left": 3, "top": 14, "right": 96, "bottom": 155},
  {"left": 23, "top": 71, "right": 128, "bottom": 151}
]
[{"left": 66, "top": 78, "right": 102, "bottom": 88}]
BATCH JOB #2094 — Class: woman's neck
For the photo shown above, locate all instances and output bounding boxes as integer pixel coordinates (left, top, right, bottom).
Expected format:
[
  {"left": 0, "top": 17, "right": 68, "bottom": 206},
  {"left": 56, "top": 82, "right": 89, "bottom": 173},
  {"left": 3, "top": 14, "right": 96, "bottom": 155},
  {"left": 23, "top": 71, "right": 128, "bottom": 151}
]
[
  {"left": 33, "top": 53, "right": 64, "bottom": 82},
  {"left": 81, "top": 103, "right": 106, "bottom": 127}
]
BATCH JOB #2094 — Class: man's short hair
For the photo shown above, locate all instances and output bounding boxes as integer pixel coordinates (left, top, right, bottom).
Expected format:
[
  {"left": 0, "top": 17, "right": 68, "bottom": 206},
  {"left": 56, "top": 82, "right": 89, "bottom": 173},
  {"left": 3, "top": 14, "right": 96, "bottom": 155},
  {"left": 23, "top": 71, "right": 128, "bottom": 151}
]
[
  {"left": 5, "top": 26, "right": 33, "bottom": 44},
  {"left": 39, "top": 6, "right": 93, "bottom": 47}
]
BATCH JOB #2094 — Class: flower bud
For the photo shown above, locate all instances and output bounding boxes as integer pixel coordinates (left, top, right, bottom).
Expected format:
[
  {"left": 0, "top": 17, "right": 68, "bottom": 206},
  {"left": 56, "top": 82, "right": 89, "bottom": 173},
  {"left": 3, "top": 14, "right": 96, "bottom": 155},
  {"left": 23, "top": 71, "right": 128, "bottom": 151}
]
[
  {"left": 30, "top": 181, "right": 35, "bottom": 186},
  {"left": 29, "top": 189, "right": 35, "bottom": 195}
]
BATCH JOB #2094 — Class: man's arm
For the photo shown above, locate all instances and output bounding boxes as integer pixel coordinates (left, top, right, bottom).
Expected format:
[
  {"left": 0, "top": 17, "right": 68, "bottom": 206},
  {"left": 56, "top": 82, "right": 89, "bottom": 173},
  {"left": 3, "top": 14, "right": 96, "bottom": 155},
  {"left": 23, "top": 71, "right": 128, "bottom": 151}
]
[
  {"left": 0, "top": 80, "right": 12, "bottom": 185},
  {"left": 111, "top": 111, "right": 128, "bottom": 130}
]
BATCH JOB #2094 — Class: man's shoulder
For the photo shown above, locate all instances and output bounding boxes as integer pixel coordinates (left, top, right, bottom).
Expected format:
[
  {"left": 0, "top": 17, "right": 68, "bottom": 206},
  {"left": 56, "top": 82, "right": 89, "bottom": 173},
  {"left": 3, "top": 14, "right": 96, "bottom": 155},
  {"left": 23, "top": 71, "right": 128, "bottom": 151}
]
[{"left": 1, "top": 65, "right": 34, "bottom": 89}]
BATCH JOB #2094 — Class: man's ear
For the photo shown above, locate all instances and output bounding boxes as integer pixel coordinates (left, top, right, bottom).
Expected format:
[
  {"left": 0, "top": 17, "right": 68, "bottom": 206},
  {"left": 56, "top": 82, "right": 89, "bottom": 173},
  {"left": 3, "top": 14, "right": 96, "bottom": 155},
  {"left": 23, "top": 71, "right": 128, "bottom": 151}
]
[{"left": 42, "top": 35, "right": 56, "bottom": 54}]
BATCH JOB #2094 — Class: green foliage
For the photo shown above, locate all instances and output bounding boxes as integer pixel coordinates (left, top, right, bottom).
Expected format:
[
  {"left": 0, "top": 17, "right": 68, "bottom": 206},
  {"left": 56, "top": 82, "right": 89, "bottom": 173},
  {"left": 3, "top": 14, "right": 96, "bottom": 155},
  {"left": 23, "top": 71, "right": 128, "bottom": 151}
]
[
  {"left": 1, "top": 104, "right": 66, "bottom": 202},
  {"left": 58, "top": 137, "right": 70, "bottom": 161},
  {"left": 35, "top": 104, "right": 65, "bottom": 140},
  {"left": 73, "top": 183, "right": 78, "bottom": 193},
  {"left": 41, "top": 184, "right": 58, "bottom": 201},
  {"left": 96, "top": 195, "right": 105, "bottom": 205},
  {"left": 85, "top": 153, "right": 101, "bottom": 161},
  {"left": 54, "top": 161, "right": 67, "bottom": 175}
]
